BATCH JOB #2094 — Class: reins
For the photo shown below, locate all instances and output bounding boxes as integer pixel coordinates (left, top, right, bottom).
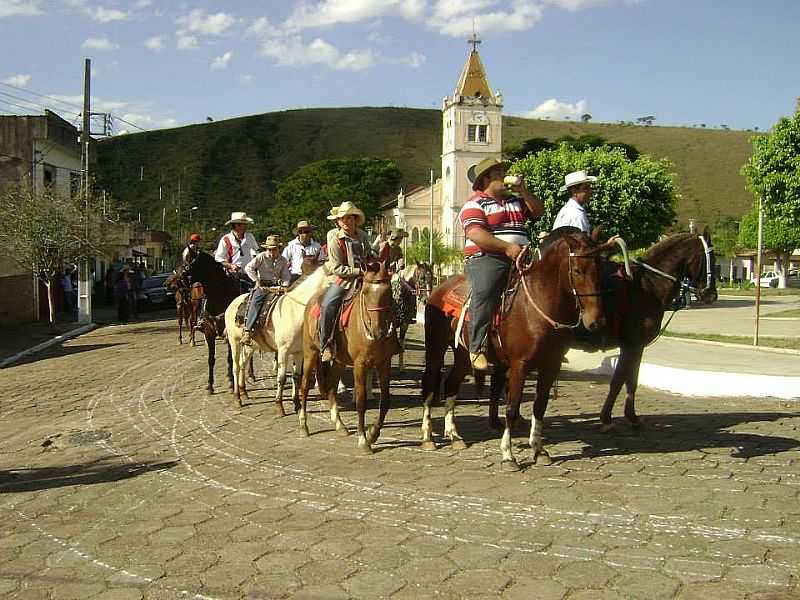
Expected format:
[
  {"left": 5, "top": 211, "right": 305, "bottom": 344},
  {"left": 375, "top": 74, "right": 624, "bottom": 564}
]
[{"left": 359, "top": 281, "right": 394, "bottom": 341}]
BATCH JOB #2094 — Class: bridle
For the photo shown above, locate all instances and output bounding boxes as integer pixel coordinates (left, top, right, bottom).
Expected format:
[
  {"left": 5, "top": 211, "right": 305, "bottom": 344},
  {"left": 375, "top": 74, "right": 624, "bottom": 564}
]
[
  {"left": 634, "top": 235, "right": 715, "bottom": 301},
  {"left": 359, "top": 277, "right": 394, "bottom": 341},
  {"left": 515, "top": 239, "right": 602, "bottom": 330}
]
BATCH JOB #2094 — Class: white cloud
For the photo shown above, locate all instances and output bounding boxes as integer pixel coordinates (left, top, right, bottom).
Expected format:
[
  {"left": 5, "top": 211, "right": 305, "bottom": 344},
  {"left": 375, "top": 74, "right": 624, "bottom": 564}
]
[
  {"left": 2, "top": 74, "right": 31, "bottom": 87},
  {"left": 525, "top": 98, "right": 588, "bottom": 120},
  {"left": 545, "top": 0, "right": 634, "bottom": 10},
  {"left": 238, "top": 74, "right": 253, "bottom": 85},
  {"left": 176, "top": 34, "right": 198, "bottom": 50},
  {"left": 246, "top": 16, "right": 280, "bottom": 38},
  {"left": 115, "top": 112, "right": 177, "bottom": 132},
  {"left": 284, "top": 0, "right": 425, "bottom": 31},
  {"left": 210, "top": 51, "right": 233, "bottom": 70},
  {"left": 144, "top": 35, "right": 162, "bottom": 51},
  {"left": 432, "top": 0, "right": 544, "bottom": 36},
  {"left": 176, "top": 9, "right": 236, "bottom": 36},
  {"left": 0, "top": 0, "right": 42, "bottom": 17},
  {"left": 397, "top": 51, "right": 426, "bottom": 68},
  {"left": 135, "top": 0, "right": 153, "bottom": 8},
  {"left": 260, "top": 37, "right": 374, "bottom": 71},
  {"left": 82, "top": 37, "right": 119, "bottom": 50},
  {"left": 89, "top": 6, "right": 129, "bottom": 22}
]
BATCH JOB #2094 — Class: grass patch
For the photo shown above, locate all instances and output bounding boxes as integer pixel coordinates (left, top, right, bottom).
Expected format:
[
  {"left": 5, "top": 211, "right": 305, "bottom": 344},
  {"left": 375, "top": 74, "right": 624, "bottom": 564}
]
[
  {"left": 717, "top": 287, "right": 800, "bottom": 296},
  {"left": 663, "top": 331, "right": 800, "bottom": 350},
  {"left": 764, "top": 308, "right": 800, "bottom": 318}
]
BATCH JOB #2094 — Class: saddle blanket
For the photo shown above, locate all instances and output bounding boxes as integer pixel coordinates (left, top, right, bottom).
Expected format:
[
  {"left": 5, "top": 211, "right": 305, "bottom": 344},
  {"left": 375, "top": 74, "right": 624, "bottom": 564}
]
[{"left": 309, "top": 300, "right": 355, "bottom": 329}]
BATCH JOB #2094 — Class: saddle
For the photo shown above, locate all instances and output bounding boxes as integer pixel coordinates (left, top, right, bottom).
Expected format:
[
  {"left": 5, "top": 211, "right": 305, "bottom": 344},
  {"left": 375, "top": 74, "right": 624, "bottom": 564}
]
[
  {"left": 573, "top": 261, "right": 631, "bottom": 350},
  {"left": 235, "top": 288, "right": 282, "bottom": 330},
  {"left": 309, "top": 286, "right": 359, "bottom": 331}
]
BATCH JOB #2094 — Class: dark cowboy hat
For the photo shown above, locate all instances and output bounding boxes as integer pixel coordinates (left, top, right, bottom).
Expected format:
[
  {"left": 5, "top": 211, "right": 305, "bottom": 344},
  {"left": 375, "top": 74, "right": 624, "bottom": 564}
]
[{"left": 466, "top": 157, "right": 509, "bottom": 191}]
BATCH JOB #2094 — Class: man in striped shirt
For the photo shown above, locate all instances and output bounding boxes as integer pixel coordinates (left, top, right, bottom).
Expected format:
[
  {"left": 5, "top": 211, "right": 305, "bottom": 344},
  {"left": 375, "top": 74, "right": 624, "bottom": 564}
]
[{"left": 458, "top": 157, "right": 544, "bottom": 370}]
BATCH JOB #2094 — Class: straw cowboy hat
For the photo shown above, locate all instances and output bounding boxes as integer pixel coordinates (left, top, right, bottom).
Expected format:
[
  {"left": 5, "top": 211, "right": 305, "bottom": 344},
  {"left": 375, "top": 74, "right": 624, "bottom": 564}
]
[
  {"left": 294, "top": 220, "right": 315, "bottom": 234},
  {"left": 225, "top": 211, "right": 255, "bottom": 226},
  {"left": 260, "top": 234, "right": 283, "bottom": 249},
  {"left": 467, "top": 157, "right": 509, "bottom": 191},
  {"left": 327, "top": 201, "right": 365, "bottom": 227},
  {"left": 389, "top": 228, "right": 408, "bottom": 241},
  {"left": 560, "top": 170, "right": 598, "bottom": 193}
]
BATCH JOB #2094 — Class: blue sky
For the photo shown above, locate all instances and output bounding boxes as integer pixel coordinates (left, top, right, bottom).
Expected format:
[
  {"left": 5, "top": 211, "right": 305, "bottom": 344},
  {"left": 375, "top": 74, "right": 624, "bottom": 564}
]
[{"left": 0, "top": 0, "right": 798, "bottom": 134}]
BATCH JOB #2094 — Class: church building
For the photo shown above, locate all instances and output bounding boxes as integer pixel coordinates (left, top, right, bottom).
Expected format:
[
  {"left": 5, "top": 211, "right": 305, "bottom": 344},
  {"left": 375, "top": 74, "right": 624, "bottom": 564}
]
[{"left": 378, "top": 38, "right": 503, "bottom": 257}]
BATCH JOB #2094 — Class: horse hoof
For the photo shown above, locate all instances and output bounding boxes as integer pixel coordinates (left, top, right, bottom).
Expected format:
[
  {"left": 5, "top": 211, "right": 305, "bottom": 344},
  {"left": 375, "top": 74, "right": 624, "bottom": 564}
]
[
  {"left": 533, "top": 451, "right": 553, "bottom": 466},
  {"left": 421, "top": 441, "right": 437, "bottom": 451},
  {"left": 358, "top": 443, "right": 374, "bottom": 455},
  {"left": 600, "top": 422, "right": 616, "bottom": 433},
  {"left": 275, "top": 408, "right": 286, "bottom": 418},
  {"left": 337, "top": 427, "right": 351, "bottom": 437},
  {"left": 628, "top": 417, "right": 643, "bottom": 429},
  {"left": 367, "top": 426, "right": 379, "bottom": 445},
  {"left": 501, "top": 459, "right": 520, "bottom": 472},
  {"left": 299, "top": 427, "right": 310, "bottom": 438},
  {"left": 451, "top": 439, "right": 468, "bottom": 451}
]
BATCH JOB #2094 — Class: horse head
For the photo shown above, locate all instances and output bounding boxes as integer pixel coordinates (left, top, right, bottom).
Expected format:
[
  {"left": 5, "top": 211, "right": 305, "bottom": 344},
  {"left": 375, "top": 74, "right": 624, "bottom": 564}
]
[
  {"left": 360, "top": 257, "right": 394, "bottom": 340},
  {"left": 689, "top": 228, "right": 718, "bottom": 305},
  {"left": 540, "top": 228, "right": 605, "bottom": 332},
  {"left": 414, "top": 262, "right": 434, "bottom": 305}
]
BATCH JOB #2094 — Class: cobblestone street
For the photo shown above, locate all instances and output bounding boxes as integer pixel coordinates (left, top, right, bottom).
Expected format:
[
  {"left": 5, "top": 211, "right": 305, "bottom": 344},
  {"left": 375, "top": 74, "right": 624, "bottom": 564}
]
[{"left": 1, "top": 318, "right": 799, "bottom": 599}]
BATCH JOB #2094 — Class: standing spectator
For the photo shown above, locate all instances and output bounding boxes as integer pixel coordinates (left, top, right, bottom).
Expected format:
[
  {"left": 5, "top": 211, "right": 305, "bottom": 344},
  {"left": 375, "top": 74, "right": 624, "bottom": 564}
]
[
  {"left": 115, "top": 267, "right": 131, "bottom": 323},
  {"left": 282, "top": 220, "right": 322, "bottom": 284},
  {"left": 62, "top": 268, "right": 74, "bottom": 319},
  {"left": 105, "top": 266, "right": 115, "bottom": 306}
]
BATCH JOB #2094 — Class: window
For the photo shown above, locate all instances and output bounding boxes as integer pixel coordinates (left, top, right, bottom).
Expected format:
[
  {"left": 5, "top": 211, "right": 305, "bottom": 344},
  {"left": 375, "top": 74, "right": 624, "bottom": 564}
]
[
  {"left": 43, "top": 164, "right": 55, "bottom": 186},
  {"left": 467, "top": 124, "right": 488, "bottom": 143},
  {"left": 412, "top": 228, "right": 419, "bottom": 244}
]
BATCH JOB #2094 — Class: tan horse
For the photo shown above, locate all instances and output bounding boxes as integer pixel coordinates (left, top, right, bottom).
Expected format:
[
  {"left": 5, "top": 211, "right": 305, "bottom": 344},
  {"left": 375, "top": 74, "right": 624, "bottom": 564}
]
[
  {"left": 224, "top": 267, "right": 330, "bottom": 412},
  {"left": 298, "top": 258, "right": 397, "bottom": 454}
]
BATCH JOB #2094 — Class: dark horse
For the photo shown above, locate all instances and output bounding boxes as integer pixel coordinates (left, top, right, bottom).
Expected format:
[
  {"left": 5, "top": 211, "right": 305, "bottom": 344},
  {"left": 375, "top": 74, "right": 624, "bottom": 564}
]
[
  {"left": 182, "top": 251, "right": 242, "bottom": 393},
  {"left": 591, "top": 230, "right": 717, "bottom": 428},
  {"left": 422, "top": 228, "right": 605, "bottom": 470},
  {"left": 165, "top": 266, "right": 203, "bottom": 346}
]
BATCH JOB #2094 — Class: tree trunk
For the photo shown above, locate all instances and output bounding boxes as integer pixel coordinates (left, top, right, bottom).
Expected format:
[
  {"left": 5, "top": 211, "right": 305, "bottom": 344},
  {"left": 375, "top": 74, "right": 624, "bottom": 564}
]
[
  {"left": 45, "top": 278, "right": 56, "bottom": 326},
  {"left": 729, "top": 258, "right": 734, "bottom": 285},
  {"left": 777, "top": 252, "right": 790, "bottom": 288}
]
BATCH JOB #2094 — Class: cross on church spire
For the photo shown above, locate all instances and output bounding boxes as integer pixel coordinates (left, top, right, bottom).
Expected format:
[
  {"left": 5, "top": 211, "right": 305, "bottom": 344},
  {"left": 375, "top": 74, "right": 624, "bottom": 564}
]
[{"left": 468, "top": 22, "right": 481, "bottom": 52}]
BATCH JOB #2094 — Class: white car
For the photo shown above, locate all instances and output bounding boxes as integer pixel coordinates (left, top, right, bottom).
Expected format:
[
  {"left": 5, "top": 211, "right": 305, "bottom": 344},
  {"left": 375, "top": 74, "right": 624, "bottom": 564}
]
[{"left": 751, "top": 271, "right": 779, "bottom": 288}]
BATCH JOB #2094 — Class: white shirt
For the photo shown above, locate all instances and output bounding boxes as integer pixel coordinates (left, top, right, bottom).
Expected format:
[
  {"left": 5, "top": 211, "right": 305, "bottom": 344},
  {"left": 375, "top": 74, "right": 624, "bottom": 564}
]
[
  {"left": 214, "top": 231, "right": 259, "bottom": 270},
  {"left": 552, "top": 198, "right": 591, "bottom": 234},
  {"left": 282, "top": 237, "right": 322, "bottom": 275},
  {"left": 245, "top": 253, "right": 291, "bottom": 286}
]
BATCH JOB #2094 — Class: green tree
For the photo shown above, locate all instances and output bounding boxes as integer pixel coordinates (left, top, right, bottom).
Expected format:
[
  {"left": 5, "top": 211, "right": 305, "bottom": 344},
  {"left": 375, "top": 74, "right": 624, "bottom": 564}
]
[
  {"left": 510, "top": 143, "right": 678, "bottom": 249},
  {"left": 503, "top": 137, "right": 556, "bottom": 162},
  {"left": 0, "top": 182, "right": 117, "bottom": 325},
  {"left": 712, "top": 216, "right": 741, "bottom": 283},
  {"left": 405, "top": 230, "right": 461, "bottom": 278},
  {"left": 265, "top": 158, "right": 401, "bottom": 240},
  {"left": 738, "top": 206, "right": 800, "bottom": 288}
]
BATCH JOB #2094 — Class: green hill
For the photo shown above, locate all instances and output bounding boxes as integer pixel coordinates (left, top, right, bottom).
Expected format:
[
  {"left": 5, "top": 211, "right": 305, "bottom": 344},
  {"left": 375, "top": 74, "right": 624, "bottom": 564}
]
[{"left": 95, "top": 107, "right": 757, "bottom": 235}]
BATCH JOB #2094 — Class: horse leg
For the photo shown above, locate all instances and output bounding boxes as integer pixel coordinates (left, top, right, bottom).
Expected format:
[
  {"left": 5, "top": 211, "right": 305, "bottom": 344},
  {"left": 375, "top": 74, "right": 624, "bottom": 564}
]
[
  {"left": 226, "top": 338, "right": 234, "bottom": 393},
  {"left": 366, "top": 367, "right": 375, "bottom": 402},
  {"left": 274, "top": 347, "right": 289, "bottom": 417},
  {"left": 488, "top": 365, "right": 506, "bottom": 431},
  {"left": 501, "top": 360, "right": 529, "bottom": 471},
  {"left": 622, "top": 345, "right": 645, "bottom": 428},
  {"left": 353, "top": 363, "right": 372, "bottom": 454},
  {"left": 367, "top": 361, "right": 391, "bottom": 445},
  {"left": 291, "top": 352, "right": 302, "bottom": 414},
  {"left": 177, "top": 303, "right": 184, "bottom": 345},
  {"left": 529, "top": 367, "right": 558, "bottom": 467},
  {"left": 442, "top": 348, "right": 470, "bottom": 450},
  {"left": 247, "top": 354, "right": 256, "bottom": 383},
  {"left": 237, "top": 344, "right": 255, "bottom": 407},
  {"left": 206, "top": 331, "right": 216, "bottom": 394},
  {"left": 599, "top": 346, "right": 631, "bottom": 430},
  {"left": 397, "top": 326, "right": 406, "bottom": 370},
  {"left": 420, "top": 305, "right": 448, "bottom": 451},
  {"left": 189, "top": 304, "right": 197, "bottom": 346},
  {"left": 298, "top": 350, "right": 318, "bottom": 437}
]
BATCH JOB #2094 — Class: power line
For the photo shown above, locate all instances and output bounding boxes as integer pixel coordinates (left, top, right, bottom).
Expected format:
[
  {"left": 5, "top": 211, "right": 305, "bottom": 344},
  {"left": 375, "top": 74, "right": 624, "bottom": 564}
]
[
  {"left": 0, "top": 80, "right": 85, "bottom": 111},
  {"left": 0, "top": 90, "right": 82, "bottom": 119}
]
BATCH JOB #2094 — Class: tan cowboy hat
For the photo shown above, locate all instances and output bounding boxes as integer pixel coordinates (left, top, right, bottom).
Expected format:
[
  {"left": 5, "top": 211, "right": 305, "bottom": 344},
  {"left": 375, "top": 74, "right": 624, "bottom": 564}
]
[
  {"left": 327, "top": 201, "right": 365, "bottom": 227},
  {"left": 389, "top": 228, "right": 408, "bottom": 240},
  {"left": 260, "top": 234, "right": 283, "bottom": 249},
  {"left": 294, "top": 220, "right": 315, "bottom": 233},
  {"left": 225, "top": 211, "right": 254, "bottom": 226},
  {"left": 560, "top": 170, "right": 598, "bottom": 193},
  {"left": 467, "top": 157, "right": 509, "bottom": 191}
]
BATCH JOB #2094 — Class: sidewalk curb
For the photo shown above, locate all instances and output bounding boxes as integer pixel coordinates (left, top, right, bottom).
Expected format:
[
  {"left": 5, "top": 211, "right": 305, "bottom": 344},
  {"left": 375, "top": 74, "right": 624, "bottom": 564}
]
[
  {"left": 0, "top": 323, "right": 97, "bottom": 369},
  {"left": 661, "top": 335, "right": 800, "bottom": 355}
]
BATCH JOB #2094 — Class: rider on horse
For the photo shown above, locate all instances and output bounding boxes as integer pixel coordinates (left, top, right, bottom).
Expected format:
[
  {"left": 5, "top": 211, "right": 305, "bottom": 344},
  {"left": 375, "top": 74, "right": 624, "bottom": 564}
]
[
  {"left": 182, "top": 233, "right": 202, "bottom": 263},
  {"left": 379, "top": 228, "right": 408, "bottom": 274},
  {"left": 553, "top": 170, "right": 620, "bottom": 249},
  {"left": 214, "top": 211, "right": 259, "bottom": 293},
  {"left": 241, "top": 235, "right": 291, "bottom": 346},
  {"left": 283, "top": 220, "right": 322, "bottom": 285},
  {"left": 459, "top": 157, "right": 544, "bottom": 371},
  {"left": 319, "top": 201, "right": 374, "bottom": 364}
]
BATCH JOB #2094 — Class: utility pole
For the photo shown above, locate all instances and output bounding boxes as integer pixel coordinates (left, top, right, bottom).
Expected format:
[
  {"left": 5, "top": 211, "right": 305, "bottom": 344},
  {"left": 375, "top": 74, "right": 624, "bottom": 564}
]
[
  {"left": 78, "top": 58, "right": 93, "bottom": 325},
  {"left": 429, "top": 169, "right": 434, "bottom": 265},
  {"left": 754, "top": 196, "right": 764, "bottom": 346}
]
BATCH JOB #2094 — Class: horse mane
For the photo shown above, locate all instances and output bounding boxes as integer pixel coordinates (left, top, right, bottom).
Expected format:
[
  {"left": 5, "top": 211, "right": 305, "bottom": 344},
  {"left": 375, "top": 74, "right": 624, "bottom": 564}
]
[
  {"left": 641, "top": 233, "right": 697, "bottom": 264},
  {"left": 285, "top": 266, "right": 327, "bottom": 304},
  {"left": 540, "top": 226, "right": 593, "bottom": 256}
]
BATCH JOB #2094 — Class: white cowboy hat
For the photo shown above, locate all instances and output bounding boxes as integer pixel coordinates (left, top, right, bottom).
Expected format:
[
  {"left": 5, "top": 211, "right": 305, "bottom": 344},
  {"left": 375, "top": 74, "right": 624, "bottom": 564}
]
[
  {"left": 327, "top": 201, "right": 365, "bottom": 227},
  {"left": 560, "top": 170, "right": 598, "bottom": 193},
  {"left": 225, "top": 211, "right": 254, "bottom": 225}
]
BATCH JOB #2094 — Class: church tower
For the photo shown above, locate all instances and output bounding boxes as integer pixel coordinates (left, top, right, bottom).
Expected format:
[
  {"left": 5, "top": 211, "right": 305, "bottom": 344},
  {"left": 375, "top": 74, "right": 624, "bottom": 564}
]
[{"left": 441, "top": 34, "right": 503, "bottom": 248}]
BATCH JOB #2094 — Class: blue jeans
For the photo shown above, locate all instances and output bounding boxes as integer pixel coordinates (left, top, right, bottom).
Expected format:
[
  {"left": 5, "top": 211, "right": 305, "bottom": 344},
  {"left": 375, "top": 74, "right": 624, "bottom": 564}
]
[
  {"left": 244, "top": 287, "right": 269, "bottom": 331},
  {"left": 319, "top": 284, "right": 347, "bottom": 350},
  {"left": 464, "top": 254, "right": 511, "bottom": 353}
]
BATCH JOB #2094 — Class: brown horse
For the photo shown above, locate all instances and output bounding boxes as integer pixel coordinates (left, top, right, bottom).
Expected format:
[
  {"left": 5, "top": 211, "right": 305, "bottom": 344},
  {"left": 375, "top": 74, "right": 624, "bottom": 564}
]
[
  {"left": 181, "top": 251, "right": 243, "bottom": 393},
  {"left": 421, "top": 228, "right": 605, "bottom": 470},
  {"left": 165, "top": 269, "right": 196, "bottom": 346},
  {"left": 589, "top": 230, "right": 718, "bottom": 428},
  {"left": 298, "top": 257, "right": 398, "bottom": 454}
]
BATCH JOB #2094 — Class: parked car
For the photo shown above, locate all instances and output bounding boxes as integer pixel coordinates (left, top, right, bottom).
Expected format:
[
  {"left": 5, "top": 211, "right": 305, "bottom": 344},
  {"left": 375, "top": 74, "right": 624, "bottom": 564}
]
[
  {"left": 137, "top": 273, "right": 172, "bottom": 309},
  {"left": 750, "top": 270, "right": 779, "bottom": 288}
]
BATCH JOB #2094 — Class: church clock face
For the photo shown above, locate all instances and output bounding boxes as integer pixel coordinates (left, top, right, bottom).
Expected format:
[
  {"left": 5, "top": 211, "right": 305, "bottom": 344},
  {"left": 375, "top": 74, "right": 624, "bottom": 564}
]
[{"left": 471, "top": 110, "right": 487, "bottom": 124}]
